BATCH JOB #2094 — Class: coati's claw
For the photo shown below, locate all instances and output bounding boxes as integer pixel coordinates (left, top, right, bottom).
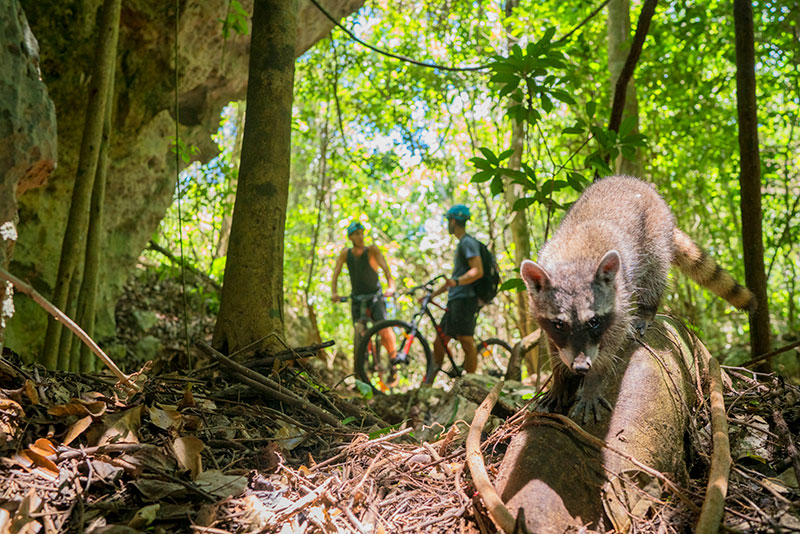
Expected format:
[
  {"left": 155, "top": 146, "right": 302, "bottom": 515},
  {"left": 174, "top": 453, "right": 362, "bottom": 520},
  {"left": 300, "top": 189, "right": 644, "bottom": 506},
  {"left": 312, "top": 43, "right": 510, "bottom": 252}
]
[
  {"left": 570, "top": 392, "right": 612, "bottom": 424},
  {"left": 633, "top": 317, "right": 649, "bottom": 337}
]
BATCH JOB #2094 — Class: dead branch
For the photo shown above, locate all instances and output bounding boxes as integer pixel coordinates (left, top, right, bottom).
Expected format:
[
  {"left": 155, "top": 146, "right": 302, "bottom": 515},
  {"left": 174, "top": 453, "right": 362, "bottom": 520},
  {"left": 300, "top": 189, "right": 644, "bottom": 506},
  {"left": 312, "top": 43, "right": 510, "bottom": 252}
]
[
  {"left": 771, "top": 408, "right": 800, "bottom": 493},
  {"left": 0, "top": 267, "right": 139, "bottom": 392},
  {"left": 196, "top": 341, "right": 343, "bottom": 428},
  {"left": 466, "top": 380, "right": 516, "bottom": 533},
  {"left": 695, "top": 357, "right": 731, "bottom": 534},
  {"left": 739, "top": 339, "right": 800, "bottom": 368}
]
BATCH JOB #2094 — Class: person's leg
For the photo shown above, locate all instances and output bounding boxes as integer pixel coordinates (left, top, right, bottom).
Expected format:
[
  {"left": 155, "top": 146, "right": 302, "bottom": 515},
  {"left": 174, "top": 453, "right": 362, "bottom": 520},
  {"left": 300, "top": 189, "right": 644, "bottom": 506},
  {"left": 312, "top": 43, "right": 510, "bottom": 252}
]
[
  {"left": 457, "top": 335, "right": 478, "bottom": 373},
  {"left": 379, "top": 327, "right": 396, "bottom": 357},
  {"left": 452, "top": 298, "right": 479, "bottom": 373},
  {"left": 370, "top": 297, "right": 396, "bottom": 357}
]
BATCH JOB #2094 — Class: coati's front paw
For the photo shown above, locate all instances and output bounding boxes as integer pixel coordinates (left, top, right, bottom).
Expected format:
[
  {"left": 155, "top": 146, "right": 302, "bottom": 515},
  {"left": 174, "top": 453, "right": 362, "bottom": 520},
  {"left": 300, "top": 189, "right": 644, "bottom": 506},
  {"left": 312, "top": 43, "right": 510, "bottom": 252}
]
[
  {"left": 536, "top": 387, "right": 571, "bottom": 415},
  {"left": 570, "top": 390, "right": 613, "bottom": 424},
  {"left": 633, "top": 317, "right": 649, "bottom": 337}
]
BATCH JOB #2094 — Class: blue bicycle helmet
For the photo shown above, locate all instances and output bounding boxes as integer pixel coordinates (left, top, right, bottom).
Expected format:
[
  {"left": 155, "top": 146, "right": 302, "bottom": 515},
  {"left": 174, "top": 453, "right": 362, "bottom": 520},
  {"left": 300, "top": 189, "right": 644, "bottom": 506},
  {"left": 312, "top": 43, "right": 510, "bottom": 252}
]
[
  {"left": 445, "top": 204, "right": 471, "bottom": 222},
  {"left": 347, "top": 221, "right": 365, "bottom": 236}
]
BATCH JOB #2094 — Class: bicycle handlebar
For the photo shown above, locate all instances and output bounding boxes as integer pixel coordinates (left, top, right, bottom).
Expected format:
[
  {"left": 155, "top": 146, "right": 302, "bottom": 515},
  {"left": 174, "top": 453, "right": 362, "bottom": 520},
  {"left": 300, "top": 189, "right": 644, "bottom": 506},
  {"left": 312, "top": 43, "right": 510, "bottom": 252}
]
[{"left": 402, "top": 274, "right": 446, "bottom": 296}]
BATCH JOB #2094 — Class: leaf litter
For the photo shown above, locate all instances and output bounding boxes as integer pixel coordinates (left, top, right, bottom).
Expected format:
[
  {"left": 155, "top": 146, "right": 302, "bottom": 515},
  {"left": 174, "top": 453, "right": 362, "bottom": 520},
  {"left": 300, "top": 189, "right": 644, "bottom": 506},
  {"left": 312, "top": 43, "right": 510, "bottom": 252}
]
[{"left": 0, "top": 344, "right": 798, "bottom": 533}]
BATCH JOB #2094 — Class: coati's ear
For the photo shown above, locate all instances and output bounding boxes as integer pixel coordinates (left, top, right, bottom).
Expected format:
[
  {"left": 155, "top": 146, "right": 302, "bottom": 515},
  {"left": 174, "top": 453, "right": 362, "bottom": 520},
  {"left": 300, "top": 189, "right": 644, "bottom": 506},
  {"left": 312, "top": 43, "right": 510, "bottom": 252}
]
[
  {"left": 594, "top": 250, "right": 621, "bottom": 285},
  {"left": 521, "top": 260, "right": 551, "bottom": 293}
]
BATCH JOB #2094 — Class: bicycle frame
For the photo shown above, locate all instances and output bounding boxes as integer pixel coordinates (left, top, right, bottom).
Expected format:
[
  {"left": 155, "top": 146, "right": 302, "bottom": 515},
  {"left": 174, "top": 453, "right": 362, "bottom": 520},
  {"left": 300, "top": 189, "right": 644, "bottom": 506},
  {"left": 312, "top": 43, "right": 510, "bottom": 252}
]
[{"left": 397, "top": 277, "right": 463, "bottom": 376}]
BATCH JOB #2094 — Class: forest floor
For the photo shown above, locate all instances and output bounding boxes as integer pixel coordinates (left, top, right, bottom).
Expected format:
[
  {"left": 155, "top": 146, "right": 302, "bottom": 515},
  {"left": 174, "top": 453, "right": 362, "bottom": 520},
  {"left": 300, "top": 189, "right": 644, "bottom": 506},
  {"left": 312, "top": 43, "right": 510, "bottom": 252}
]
[{"left": 0, "top": 269, "right": 799, "bottom": 533}]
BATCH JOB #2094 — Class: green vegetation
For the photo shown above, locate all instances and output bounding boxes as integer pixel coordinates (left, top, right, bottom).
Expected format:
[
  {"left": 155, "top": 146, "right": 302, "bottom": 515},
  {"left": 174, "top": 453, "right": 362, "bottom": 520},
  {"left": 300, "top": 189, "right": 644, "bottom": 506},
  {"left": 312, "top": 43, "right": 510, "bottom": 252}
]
[{"left": 155, "top": 0, "right": 798, "bottom": 374}]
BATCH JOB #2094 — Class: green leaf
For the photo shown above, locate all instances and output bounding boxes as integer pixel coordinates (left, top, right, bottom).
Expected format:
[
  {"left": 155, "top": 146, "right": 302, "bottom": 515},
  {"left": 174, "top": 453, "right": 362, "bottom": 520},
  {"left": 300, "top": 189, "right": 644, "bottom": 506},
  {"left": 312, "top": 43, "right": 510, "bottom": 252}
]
[
  {"left": 512, "top": 197, "right": 536, "bottom": 211},
  {"left": 540, "top": 94, "right": 553, "bottom": 113},
  {"left": 619, "top": 115, "right": 638, "bottom": 138},
  {"left": 355, "top": 380, "right": 373, "bottom": 400},
  {"left": 490, "top": 73, "right": 521, "bottom": 86},
  {"left": 342, "top": 416, "right": 357, "bottom": 425},
  {"left": 469, "top": 157, "right": 493, "bottom": 170},
  {"left": 490, "top": 175, "right": 504, "bottom": 195},
  {"left": 621, "top": 145, "right": 637, "bottom": 160},
  {"left": 551, "top": 89, "right": 576, "bottom": 105},
  {"left": 566, "top": 172, "right": 585, "bottom": 192},
  {"left": 498, "top": 148, "right": 516, "bottom": 161},
  {"left": 586, "top": 101, "right": 596, "bottom": 119},
  {"left": 478, "top": 147, "right": 498, "bottom": 165},
  {"left": 499, "top": 277, "right": 526, "bottom": 292},
  {"left": 368, "top": 423, "right": 401, "bottom": 440},
  {"left": 471, "top": 170, "right": 495, "bottom": 183}
]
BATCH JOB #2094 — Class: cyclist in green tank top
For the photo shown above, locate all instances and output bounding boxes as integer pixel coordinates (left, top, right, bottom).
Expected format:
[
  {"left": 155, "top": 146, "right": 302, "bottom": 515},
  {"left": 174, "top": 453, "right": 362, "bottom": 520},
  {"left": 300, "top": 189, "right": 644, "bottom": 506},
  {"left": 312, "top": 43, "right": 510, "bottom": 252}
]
[{"left": 332, "top": 222, "right": 397, "bottom": 363}]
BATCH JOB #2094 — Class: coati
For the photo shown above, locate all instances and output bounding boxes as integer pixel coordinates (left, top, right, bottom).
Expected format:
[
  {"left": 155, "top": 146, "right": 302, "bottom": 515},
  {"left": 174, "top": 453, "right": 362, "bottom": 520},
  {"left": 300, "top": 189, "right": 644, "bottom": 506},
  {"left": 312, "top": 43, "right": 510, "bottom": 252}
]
[{"left": 520, "top": 175, "right": 753, "bottom": 423}]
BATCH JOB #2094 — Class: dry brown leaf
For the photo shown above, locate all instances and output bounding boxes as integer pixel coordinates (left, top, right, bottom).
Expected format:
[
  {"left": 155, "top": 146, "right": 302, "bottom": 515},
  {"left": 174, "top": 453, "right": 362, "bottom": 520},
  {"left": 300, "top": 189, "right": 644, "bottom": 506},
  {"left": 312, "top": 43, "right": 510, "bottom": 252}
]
[
  {"left": 177, "top": 386, "right": 196, "bottom": 410},
  {"left": 0, "top": 398, "right": 24, "bottom": 436},
  {"left": 95, "top": 405, "right": 143, "bottom": 446},
  {"left": 173, "top": 436, "right": 204, "bottom": 480},
  {"left": 4, "top": 489, "right": 43, "bottom": 534},
  {"left": 63, "top": 415, "right": 93, "bottom": 446},
  {"left": 29, "top": 438, "right": 56, "bottom": 458},
  {"left": 148, "top": 406, "right": 182, "bottom": 432},
  {"left": 23, "top": 380, "right": 39, "bottom": 406},
  {"left": 14, "top": 449, "right": 59, "bottom": 481}
]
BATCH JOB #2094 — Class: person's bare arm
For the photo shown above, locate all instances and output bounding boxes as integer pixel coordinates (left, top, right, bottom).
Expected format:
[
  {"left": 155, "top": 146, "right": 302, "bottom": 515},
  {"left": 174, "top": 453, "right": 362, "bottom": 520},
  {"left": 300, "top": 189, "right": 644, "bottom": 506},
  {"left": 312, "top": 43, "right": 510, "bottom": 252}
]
[
  {"left": 372, "top": 245, "right": 396, "bottom": 296},
  {"left": 454, "top": 256, "right": 483, "bottom": 286},
  {"left": 331, "top": 249, "right": 347, "bottom": 302}
]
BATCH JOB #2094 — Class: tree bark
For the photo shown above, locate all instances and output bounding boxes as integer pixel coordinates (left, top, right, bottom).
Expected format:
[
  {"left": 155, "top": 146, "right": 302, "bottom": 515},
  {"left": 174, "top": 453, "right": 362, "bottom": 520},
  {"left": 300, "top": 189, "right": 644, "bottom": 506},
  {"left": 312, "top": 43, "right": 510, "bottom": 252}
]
[
  {"left": 40, "top": 0, "right": 122, "bottom": 370},
  {"left": 502, "top": 0, "right": 534, "bottom": 338},
  {"left": 733, "top": 0, "right": 771, "bottom": 368},
  {"left": 212, "top": 0, "right": 298, "bottom": 354},
  {"left": 496, "top": 318, "right": 703, "bottom": 533},
  {"left": 607, "top": 0, "right": 642, "bottom": 176},
  {"left": 74, "top": 70, "right": 117, "bottom": 373}
]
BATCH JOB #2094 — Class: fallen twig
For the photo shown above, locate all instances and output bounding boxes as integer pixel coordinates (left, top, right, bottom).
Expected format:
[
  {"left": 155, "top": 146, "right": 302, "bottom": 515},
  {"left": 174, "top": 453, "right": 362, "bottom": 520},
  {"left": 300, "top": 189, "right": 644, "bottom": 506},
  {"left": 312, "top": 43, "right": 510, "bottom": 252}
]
[
  {"left": 696, "top": 357, "right": 731, "bottom": 534},
  {"left": 196, "top": 341, "right": 343, "bottom": 428},
  {"left": 772, "top": 407, "right": 800, "bottom": 493},
  {"left": 466, "top": 380, "right": 516, "bottom": 533},
  {"left": 0, "top": 267, "right": 139, "bottom": 393}
]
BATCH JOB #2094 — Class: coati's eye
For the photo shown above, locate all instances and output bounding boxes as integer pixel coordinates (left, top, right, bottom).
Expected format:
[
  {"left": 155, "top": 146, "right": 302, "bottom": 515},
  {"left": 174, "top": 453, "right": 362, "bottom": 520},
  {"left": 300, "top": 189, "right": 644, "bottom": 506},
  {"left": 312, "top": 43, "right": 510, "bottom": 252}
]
[
  {"left": 552, "top": 319, "right": 566, "bottom": 331},
  {"left": 587, "top": 317, "right": 601, "bottom": 329}
]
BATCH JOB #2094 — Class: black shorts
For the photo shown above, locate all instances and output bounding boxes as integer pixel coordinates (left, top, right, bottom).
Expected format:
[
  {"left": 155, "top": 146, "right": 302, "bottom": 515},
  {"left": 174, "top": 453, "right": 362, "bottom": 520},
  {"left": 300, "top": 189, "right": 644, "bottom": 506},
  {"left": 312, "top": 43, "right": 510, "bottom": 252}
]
[
  {"left": 440, "top": 297, "right": 479, "bottom": 338},
  {"left": 350, "top": 294, "right": 387, "bottom": 323}
]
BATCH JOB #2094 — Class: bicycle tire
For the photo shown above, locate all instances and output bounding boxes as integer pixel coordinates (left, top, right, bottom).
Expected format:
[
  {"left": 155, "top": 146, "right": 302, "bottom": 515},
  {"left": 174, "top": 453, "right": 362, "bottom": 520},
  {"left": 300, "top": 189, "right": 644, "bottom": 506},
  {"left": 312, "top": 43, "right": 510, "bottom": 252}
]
[
  {"left": 355, "top": 319, "right": 434, "bottom": 394},
  {"left": 477, "top": 338, "right": 512, "bottom": 378}
]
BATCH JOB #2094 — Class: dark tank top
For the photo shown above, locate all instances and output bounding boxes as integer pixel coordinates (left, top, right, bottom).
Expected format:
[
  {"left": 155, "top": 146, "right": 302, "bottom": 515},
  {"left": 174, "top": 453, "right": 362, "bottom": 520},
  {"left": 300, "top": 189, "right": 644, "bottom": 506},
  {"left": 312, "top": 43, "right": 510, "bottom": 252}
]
[{"left": 347, "top": 247, "right": 380, "bottom": 295}]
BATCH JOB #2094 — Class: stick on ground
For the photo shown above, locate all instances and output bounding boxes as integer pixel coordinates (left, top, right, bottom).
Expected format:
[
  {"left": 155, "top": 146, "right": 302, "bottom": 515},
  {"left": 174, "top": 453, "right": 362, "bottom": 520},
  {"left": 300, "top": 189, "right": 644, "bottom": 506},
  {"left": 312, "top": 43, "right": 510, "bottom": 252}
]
[{"left": 695, "top": 357, "right": 732, "bottom": 534}]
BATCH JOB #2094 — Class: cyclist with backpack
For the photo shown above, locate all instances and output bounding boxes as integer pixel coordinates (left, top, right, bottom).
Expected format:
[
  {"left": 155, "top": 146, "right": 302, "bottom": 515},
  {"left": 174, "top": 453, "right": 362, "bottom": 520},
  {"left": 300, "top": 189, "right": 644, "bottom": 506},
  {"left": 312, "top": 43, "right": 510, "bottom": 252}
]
[{"left": 425, "top": 204, "right": 488, "bottom": 375}]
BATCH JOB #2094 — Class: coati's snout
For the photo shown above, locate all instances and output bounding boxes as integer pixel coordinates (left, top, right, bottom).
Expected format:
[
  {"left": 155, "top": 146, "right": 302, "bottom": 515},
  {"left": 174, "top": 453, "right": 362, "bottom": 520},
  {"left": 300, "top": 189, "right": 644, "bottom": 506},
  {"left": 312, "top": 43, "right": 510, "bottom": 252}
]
[{"left": 572, "top": 353, "right": 592, "bottom": 374}]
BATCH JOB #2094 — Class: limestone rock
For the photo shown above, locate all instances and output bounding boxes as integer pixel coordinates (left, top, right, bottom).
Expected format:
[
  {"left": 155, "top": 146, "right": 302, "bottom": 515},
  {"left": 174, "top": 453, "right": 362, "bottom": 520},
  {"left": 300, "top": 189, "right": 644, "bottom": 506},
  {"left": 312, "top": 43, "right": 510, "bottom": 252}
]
[
  {"left": 6, "top": 0, "right": 364, "bottom": 361},
  {"left": 0, "top": 0, "right": 57, "bottom": 227}
]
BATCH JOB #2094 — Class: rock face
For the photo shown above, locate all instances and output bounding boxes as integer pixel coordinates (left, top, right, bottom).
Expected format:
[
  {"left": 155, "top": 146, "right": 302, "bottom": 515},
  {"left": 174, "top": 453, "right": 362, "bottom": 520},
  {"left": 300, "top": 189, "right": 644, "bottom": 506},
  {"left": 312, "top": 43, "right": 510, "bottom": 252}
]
[
  {"left": 5, "top": 0, "right": 364, "bottom": 361},
  {"left": 0, "top": 0, "right": 57, "bottom": 234}
]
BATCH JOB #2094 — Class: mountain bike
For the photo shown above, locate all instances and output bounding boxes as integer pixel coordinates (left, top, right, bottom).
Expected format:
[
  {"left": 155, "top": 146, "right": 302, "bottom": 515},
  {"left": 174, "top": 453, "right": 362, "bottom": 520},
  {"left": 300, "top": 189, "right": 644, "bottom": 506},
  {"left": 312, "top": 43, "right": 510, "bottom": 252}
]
[{"left": 354, "top": 275, "right": 512, "bottom": 393}]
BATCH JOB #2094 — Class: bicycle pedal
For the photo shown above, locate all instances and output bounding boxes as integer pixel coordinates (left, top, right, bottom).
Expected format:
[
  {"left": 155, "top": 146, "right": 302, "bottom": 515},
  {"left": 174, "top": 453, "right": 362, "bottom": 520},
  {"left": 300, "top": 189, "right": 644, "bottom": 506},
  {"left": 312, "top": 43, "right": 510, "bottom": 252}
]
[{"left": 390, "top": 354, "right": 408, "bottom": 365}]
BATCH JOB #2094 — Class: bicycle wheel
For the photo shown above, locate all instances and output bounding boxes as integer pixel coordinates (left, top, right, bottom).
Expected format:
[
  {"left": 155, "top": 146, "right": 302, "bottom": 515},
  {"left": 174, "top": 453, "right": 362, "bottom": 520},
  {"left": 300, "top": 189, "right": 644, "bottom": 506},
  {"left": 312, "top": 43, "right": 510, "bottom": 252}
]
[
  {"left": 355, "top": 320, "right": 434, "bottom": 394},
  {"left": 477, "top": 338, "right": 512, "bottom": 379}
]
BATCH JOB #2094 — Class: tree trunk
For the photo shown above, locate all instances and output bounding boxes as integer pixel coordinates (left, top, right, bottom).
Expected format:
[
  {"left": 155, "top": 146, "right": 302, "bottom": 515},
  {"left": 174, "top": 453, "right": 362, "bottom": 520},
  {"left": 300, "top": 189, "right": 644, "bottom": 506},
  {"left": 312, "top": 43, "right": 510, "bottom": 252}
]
[
  {"left": 733, "top": 0, "right": 771, "bottom": 368},
  {"left": 607, "top": 0, "right": 642, "bottom": 176},
  {"left": 212, "top": 0, "right": 298, "bottom": 355},
  {"left": 74, "top": 69, "right": 116, "bottom": 373},
  {"left": 502, "top": 0, "right": 534, "bottom": 339},
  {"left": 497, "top": 317, "right": 702, "bottom": 532},
  {"left": 40, "top": 0, "right": 121, "bottom": 370}
]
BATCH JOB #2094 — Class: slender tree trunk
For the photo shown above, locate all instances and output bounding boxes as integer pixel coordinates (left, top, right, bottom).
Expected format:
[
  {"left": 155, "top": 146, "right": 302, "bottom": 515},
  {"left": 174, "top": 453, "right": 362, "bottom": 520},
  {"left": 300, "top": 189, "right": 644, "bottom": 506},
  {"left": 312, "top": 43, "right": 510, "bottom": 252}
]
[
  {"left": 214, "top": 102, "right": 246, "bottom": 260},
  {"left": 733, "top": 0, "right": 772, "bottom": 368},
  {"left": 41, "top": 0, "right": 121, "bottom": 370},
  {"left": 212, "top": 0, "right": 298, "bottom": 355},
  {"left": 74, "top": 69, "right": 116, "bottom": 373},
  {"left": 607, "top": 0, "right": 642, "bottom": 176},
  {"left": 502, "top": 0, "right": 534, "bottom": 338}
]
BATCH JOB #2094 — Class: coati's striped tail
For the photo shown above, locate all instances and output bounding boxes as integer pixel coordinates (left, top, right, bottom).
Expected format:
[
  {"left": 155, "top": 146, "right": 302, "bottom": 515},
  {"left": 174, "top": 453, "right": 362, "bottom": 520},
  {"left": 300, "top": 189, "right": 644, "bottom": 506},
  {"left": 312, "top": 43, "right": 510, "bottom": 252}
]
[{"left": 672, "top": 228, "right": 755, "bottom": 311}]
